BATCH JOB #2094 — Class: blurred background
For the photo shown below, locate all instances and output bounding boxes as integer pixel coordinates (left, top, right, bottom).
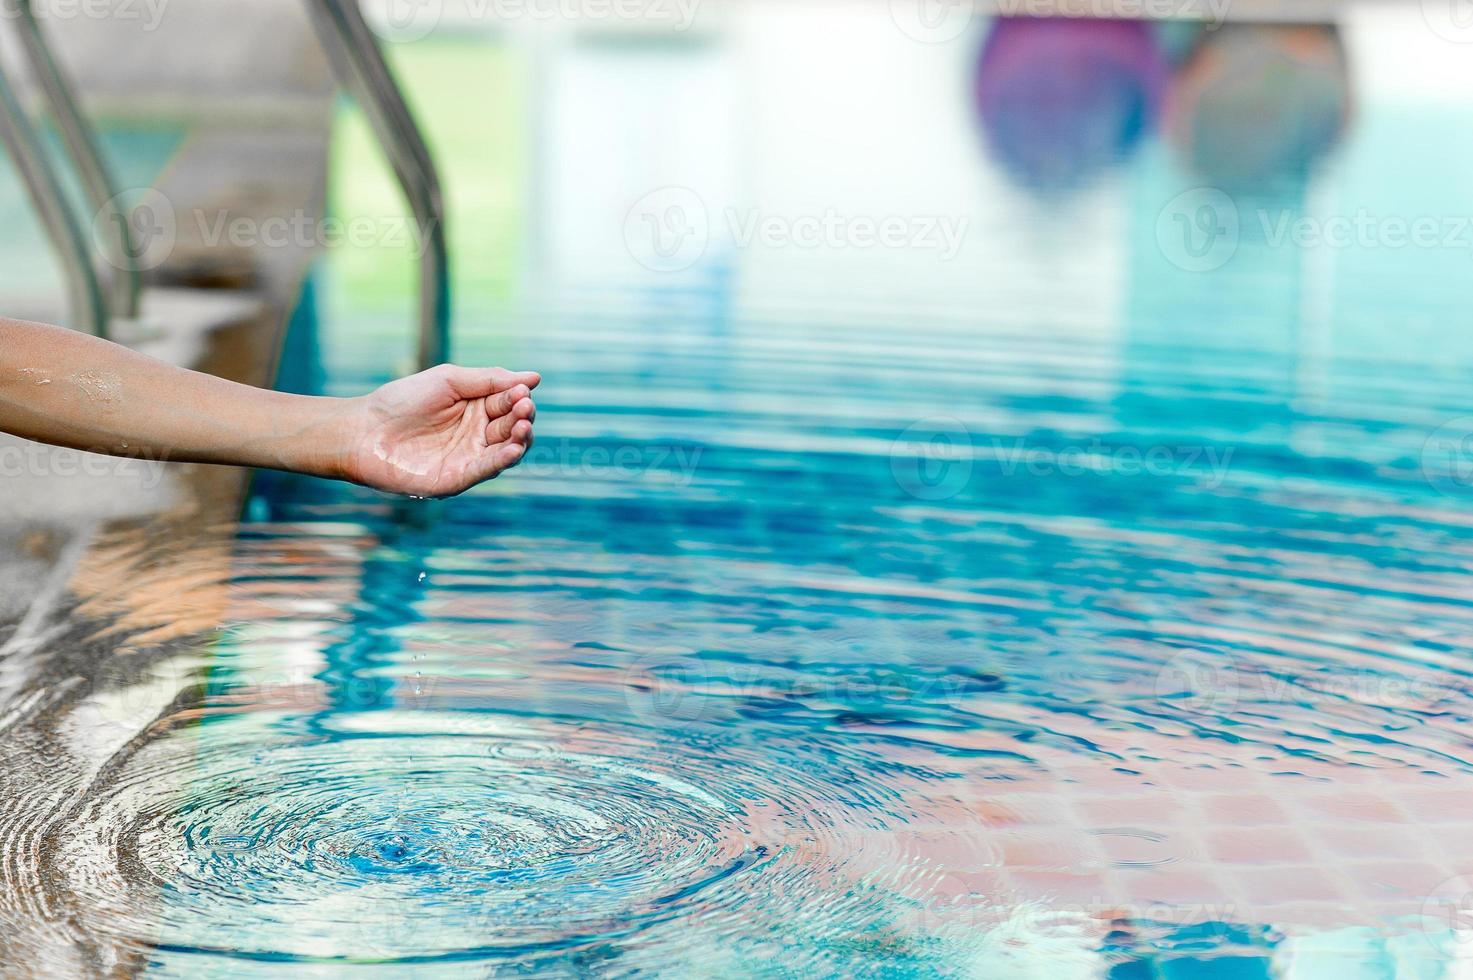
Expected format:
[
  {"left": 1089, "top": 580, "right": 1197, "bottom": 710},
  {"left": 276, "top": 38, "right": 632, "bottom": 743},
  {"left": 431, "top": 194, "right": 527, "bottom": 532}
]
[{"left": 2, "top": 0, "right": 1472, "bottom": 380}]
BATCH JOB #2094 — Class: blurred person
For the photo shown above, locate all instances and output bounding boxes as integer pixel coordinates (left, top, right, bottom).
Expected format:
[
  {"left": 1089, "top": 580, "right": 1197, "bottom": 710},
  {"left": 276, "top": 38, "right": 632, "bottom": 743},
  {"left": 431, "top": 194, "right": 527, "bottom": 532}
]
[
  {"left": 974, "top": 18, "right": 1170, "bottom": 193},
  {"left": 0, "top": 316, "right": 539, "bottom": 499},
  {"left": 1166, "top": 24, "right": 1351, "bottom": 190}
]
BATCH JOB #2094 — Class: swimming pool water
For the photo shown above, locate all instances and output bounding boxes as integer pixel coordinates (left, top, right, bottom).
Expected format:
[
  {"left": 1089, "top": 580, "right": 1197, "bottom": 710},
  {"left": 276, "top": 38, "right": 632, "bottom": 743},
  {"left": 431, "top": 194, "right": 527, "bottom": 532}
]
[
  {"left": 23, "top": 18, "right": 1473, "bottom": 979},
  {"left": 89, "top": 283, "right": 1469, "bottom": 977}
]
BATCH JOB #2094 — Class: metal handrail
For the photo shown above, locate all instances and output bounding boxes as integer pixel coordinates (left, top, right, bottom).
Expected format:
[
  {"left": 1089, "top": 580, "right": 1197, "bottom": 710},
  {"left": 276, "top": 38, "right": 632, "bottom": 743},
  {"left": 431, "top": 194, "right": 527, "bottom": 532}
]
[
  {"left": 305, "top": 0, "right": 451, "bottom": 371},
  {"left": 12, "top": 0, "right": 140, "bottom": 320},
  {"left": 0, "top": 49, "right": 108, "bottom": 337}
]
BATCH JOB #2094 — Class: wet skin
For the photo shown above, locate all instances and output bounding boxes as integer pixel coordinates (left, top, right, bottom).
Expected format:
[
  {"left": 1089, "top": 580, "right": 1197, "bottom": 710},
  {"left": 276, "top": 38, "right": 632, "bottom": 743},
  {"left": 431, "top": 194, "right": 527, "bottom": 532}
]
[{"left": 0, "top": 317, "right": 539, "bottom": 498}]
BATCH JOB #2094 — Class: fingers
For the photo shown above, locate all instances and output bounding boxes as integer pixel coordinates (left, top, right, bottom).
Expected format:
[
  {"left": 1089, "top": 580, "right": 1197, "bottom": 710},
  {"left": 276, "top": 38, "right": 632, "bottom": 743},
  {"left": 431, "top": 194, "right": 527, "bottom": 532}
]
[
  {"left": 486, "top": 395, "right": 535, "bottom": 444},
  {"left": 486, "top": 384, "right": 532, "bottom": 420},
  {"left": 470, "top": 398, "right": 535, "bottom": 490},
  {"left": 496, "top": 441, "right": 527, "bottom": 472},
  {"left": 465, "top": 439, "right": 528, "bottom": 488},
  {"left": 437, "top": 364, "right": 542, "bottom": 399},
  {"left": 431, "top": 366, "right": 541, "bottom": 494}
]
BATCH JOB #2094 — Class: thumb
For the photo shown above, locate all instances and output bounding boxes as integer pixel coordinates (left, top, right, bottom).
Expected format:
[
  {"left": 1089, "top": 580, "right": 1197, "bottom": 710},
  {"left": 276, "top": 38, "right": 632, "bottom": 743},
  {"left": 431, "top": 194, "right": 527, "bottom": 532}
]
[{"left": 436, "top": 365, "right": 541, "bottom": 399}]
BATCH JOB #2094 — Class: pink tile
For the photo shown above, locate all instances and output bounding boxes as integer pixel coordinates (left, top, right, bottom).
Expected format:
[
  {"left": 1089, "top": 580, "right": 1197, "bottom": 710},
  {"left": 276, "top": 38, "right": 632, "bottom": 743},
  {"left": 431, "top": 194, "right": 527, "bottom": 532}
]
[
  {"left": 1302, "top": 792, "right": 1408, "bottom": 824},
  {"left": 1094, "top": 827, "right": 1196, "bottom": 868},
  {"left": 1257, "top": 901, "right": 1370, "bottom": 929},
  {"left": 1397, "top": 788, "right": 1473, "bottom": 824},
  {"left": 1054, "top": 766, "right": 1154, "bottom": 796},
  {"left": 1344, "top": 861, "right": 1449, "bottom": 901},
  {"left": 997, "top": 832, "right": 1098, "bottom": 871},
  {"left": 1316, "top": 825, "right": 1431, "bottom": 862},
  {"left": 1074, "top": 793, "right": 1185, "bottom": 824},
  {"left": 1236, "top": 866, "right": 1349, "bottom": 906},
  {"left": 1196, "top": 793, "right": 1292, "bottom": 826},
  {"left": 1162, "top": 766, "right": 1263, "bottom": 793},
  {"left": 1204, "top": 827, "right": 1314, "bottom": 865},
  {"left": 925, "top": 869, "right": 1015, "bottom": 903},
  {"left": 1007, "top": 869, "right": 1117, "bottom": 906},
  {"left": 1118, "top": 866, "right": 1237, "bottom": 908},
  {"left": 981, "top": 792, "right": 1073, "bottom": 827},
  {"left": 1419, "top": 824, "right": 1473, "bottom": 860}
]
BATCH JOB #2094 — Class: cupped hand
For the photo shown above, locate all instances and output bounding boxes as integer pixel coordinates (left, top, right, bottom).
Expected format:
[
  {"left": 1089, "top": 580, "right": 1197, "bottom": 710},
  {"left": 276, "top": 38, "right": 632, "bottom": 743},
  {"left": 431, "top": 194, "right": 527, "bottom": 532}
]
[{"left": 341, "top": 364, "right": 539, "bottom": 498}]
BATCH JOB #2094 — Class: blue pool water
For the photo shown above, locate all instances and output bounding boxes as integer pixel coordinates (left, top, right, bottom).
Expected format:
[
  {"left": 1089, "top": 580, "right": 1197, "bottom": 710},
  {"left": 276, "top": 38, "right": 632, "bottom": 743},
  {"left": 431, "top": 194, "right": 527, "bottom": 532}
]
[
  {"left": 111, "top": 285, "right": 1473, "bottom": 976},
  {"left": 46, "top": 19, "right": 1473, "bottom": 979}
]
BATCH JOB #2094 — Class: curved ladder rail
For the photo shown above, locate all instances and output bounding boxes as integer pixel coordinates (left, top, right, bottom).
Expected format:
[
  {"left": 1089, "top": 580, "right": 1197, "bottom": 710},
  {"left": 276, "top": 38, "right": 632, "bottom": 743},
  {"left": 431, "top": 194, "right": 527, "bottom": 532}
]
[
  {"left": 305, "top": 0, "right": 450, "bottom": 371},
  {"left": 11, "top": 0, "right": 140, "bottom": 320},
  {"left": 0, "top": 48, "right": 107, "bottom": 337}
]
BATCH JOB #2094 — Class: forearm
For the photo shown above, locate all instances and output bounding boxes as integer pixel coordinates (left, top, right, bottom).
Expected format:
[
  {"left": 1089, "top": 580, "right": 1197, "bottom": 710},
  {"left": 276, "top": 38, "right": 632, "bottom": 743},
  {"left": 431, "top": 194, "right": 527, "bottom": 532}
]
[{"left": 0, "top": 317, "right": 354, "bottom": 477}]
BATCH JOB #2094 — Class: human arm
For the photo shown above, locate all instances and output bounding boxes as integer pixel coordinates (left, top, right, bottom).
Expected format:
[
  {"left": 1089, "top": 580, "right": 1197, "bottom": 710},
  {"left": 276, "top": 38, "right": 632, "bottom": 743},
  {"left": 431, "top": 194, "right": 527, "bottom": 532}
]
[{"left": 0, "top": 317, "right": 538, "bottom": 498}]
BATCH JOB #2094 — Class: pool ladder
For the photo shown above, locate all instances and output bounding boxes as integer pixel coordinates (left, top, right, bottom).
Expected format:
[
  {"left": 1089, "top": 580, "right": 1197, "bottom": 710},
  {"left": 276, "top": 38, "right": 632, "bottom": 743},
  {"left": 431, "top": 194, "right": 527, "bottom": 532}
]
[
  {"left": 305, "top": 0, "right": 451, "bottom": 370},
  {"left": 0, "top": 0, "right": 132, "bottom": 339},
  {"left": 0, "top": 0, "right": 450, "bottom": 370}
]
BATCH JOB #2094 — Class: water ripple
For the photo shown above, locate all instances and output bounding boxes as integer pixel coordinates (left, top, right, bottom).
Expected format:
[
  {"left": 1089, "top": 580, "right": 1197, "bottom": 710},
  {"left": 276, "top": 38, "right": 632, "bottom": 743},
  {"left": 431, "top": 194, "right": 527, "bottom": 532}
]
[
  {"left": 7, "top": 308, "right": 1473, "bottom": 974},
  {"left": 45, "top": 715, "right": 970, "bottom": 973}
]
